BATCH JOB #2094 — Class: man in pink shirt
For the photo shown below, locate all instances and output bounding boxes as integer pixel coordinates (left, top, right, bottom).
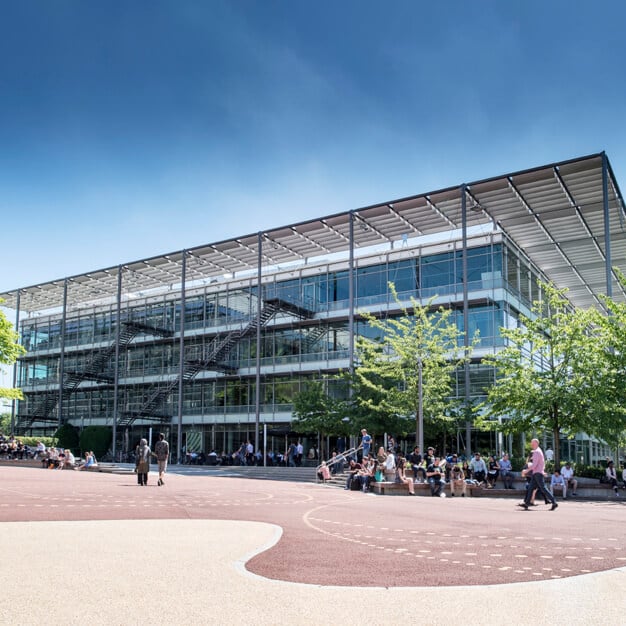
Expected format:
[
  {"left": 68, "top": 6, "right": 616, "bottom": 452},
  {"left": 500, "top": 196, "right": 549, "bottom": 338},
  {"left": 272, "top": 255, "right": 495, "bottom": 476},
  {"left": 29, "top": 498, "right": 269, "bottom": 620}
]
[{"left": 519, "top": 438, "right": 558, "bottom": 511}]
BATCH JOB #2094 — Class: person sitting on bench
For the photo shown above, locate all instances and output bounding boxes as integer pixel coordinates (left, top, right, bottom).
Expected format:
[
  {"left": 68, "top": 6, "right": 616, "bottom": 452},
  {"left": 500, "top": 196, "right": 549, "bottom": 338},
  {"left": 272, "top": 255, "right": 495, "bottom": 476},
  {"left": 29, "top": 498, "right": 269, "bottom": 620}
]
[{"left": 469, "top": 453, "right": 487, "bottom": 485}]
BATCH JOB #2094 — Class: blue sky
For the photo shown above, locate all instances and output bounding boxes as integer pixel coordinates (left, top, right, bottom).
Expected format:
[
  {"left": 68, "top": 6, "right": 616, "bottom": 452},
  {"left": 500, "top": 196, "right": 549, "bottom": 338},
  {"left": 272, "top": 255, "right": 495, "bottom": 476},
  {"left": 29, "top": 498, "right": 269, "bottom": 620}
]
[{"left": 1, "top": 0, "right": 626, "bottom": 292}]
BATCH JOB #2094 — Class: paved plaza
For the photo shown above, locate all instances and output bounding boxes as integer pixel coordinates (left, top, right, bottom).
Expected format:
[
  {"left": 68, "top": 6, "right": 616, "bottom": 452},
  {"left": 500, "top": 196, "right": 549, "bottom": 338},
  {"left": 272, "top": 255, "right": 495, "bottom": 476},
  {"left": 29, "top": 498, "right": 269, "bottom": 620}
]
[{"left": 1, "top": 466, "right": 625, "bottom": 624}]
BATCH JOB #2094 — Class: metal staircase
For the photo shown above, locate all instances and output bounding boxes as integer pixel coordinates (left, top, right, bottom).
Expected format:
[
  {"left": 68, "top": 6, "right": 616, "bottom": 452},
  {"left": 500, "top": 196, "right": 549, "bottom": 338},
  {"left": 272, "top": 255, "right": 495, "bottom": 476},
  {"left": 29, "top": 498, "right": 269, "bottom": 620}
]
[
  {"left": 300, "top": 325, "right": 327, "bottom": 354},
  {"left": 16, "top": 321, "right": 173, "bottom": 432},
  {"left": 117, "top": 298, "right": 313, "bottom": 428}
]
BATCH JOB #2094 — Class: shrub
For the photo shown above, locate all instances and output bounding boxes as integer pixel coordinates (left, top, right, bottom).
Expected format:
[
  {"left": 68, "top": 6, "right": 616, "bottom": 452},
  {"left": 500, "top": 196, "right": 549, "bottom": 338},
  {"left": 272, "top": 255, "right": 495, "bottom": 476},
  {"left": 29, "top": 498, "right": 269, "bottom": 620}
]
[
  {"left": 510, "top": 457, "right": 527, "bottom": 472},
  {"left": 17, "top": 436, "right": 56, "bottom": 448},
  {"left": 571, "top": 464, "right": 606, "bottom": 480},
  {"left": 79, "top": 426, "right": 112, "bottom": 460},
  {"left": 54, "top": 423, "right": 80, "bottom": 453}
]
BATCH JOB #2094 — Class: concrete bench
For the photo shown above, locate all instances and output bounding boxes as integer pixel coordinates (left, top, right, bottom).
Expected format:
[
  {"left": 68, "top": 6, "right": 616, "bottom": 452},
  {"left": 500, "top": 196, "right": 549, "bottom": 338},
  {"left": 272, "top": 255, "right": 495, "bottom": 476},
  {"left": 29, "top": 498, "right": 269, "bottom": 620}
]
[
  {"left": 371, "top": 481, "right": 458, "bottom": 496},
  {"left": 371, "top": 481, "right": 416, "bottom": 495},
  {"left": 372, "top": 480, "right": 513, "bottom": 497}
]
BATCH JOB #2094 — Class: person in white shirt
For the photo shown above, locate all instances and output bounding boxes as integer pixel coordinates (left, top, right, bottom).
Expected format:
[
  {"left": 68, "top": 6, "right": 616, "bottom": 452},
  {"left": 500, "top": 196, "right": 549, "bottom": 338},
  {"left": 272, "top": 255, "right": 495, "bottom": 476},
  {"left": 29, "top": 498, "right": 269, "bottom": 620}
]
[
  {"left": 622, "top": 465, "right": 626, "bottom": 490},
  {"left": 383, "top": 451, "right": 396, "bottom": 477},
  {"left": 560, "top": 462, "right": 578, "bottom": 496},
  {"left": 35, "top": 441, "right": 46, "bottom": 460},
  {"left": 606, "top": 461, "right": 619, "bottom": 496},
  {"left": 469, "top": 453, "right": 487, "bottom": 484}
]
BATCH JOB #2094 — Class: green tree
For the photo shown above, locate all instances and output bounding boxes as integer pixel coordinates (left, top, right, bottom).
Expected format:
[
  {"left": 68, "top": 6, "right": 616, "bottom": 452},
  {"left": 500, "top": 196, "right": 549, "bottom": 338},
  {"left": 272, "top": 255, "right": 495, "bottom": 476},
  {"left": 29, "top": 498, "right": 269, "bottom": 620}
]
[
  {"left": 292, "top": 380, "right": 349, "bottom": 458},
  {"left": 0, "top": 300, "right": 25, "bottom": 401},
  {"left": 591, "top": 269, "right": 626, "bottom": 447},
  {"left": 480, "top": 282, "right": 601, "bottom": 468},
  {"left": 342, "top": 364, "right": 415, "bottom": 441},
  {"left": 0, "top": 412, "right": 11, "bottom": 434},
  {"left": 354, "top": 285, "right": 472, "bottom": 450}
]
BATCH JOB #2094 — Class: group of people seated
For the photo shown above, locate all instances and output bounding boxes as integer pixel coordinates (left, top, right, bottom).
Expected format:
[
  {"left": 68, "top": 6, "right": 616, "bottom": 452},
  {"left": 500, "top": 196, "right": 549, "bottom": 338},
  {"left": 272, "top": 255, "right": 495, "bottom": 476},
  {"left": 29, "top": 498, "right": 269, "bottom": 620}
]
[
  {"left": 326, "top": 446, "right": 476, "bottom": 497},
  {"left": 0, "top": 435, "right": 35, "bottom": 460},
  {"left": 37, "top": 445, "right": 98, "bottom": 471},
  {"left": 320, "top": 444, "right": 588, "bottom": 500},
  {"left": 320, "top": 445, "right": 520, "bottom": 496},
  {"left": 547, "top": 462, "right": 579, "bottom": 499},
  {"left": 320, "top": 440, "right": 626, "bottom": 502}
]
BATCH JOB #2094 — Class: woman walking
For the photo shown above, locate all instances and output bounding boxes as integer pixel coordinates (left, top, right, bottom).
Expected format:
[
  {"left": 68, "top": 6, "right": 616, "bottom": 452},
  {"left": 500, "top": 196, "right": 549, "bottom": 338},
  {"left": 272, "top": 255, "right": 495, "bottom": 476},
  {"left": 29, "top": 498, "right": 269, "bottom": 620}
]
[{"left": 135, "top": 438, "right": 151, "bottom": 486}]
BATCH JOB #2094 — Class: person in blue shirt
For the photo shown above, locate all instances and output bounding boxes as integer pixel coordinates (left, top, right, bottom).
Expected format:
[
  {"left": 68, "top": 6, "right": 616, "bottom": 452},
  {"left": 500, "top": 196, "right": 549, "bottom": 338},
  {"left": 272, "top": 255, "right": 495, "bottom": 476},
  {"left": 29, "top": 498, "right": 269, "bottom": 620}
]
[
  {"left": 360, "top": 429, "right": 372, "bottom": 459},
  {"left": 550, "top": 469, "right": 567, "bottom": 500},
  {"left": 499, "top": 453, "right": 514, "bottom": 489}
]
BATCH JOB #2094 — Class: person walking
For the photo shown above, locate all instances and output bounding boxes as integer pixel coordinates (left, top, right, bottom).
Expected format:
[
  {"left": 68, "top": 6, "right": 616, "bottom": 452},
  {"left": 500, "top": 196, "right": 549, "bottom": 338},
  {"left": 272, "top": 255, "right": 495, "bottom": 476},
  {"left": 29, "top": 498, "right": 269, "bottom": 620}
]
[
  {"left": 519, "top": 438, "right": 557, "bottom": 511},
  {"left": 152, "top": 433, "right": 169, "bottom": 487},
  {"left": 135, "top": 438, "right": 151, "bottom": 486}
]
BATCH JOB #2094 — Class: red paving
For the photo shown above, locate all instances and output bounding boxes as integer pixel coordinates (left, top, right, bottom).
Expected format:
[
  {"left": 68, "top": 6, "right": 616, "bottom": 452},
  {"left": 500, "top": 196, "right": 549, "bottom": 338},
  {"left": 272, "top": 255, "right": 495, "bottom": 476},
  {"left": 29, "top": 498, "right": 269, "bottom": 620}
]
[{"left": 2, "top": 466, "right": 625, "bottom": 587}]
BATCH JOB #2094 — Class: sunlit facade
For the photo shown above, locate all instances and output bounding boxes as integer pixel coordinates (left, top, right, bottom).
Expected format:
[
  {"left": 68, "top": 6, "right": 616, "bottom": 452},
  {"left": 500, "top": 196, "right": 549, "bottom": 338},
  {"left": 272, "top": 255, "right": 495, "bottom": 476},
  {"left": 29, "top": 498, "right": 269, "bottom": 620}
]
[{"left": 3, "top": 153, "right": 625, "bottom": 463}]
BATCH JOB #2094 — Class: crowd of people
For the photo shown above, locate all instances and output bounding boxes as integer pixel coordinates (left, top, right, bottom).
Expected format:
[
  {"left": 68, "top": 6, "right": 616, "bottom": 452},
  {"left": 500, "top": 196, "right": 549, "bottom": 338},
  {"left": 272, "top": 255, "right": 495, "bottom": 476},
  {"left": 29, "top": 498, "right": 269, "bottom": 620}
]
[
  {"left": 37, "top": 444, "right": 98, "bottom": 471},
  {"left": 4, "top": 430, "right": 626, "bottom": 502},
  {"left": 0, "top": 434, "right": 35, "bottom": 459},
  {"left": 0, "top": 435, "right": 99, "bottom": 471},
  {"left": 335, "top": 443, "right": 501, "bottom": 497},
  {"left": 182, "top": 440, "right": 318, "bottom": 468},
  {"left": 317, "top": 430, "right": 626, "bottom": 502}
]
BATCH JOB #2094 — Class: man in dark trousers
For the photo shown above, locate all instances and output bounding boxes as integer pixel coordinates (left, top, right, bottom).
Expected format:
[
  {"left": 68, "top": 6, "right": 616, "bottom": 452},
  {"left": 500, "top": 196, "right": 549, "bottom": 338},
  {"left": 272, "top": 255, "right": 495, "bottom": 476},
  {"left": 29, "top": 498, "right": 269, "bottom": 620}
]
[
  {"left": 427, "top": 457, "right": 445, "bottom": 497},
  {"left": 153, "top": 433, "right": 170, "bottom": 487},
  {"left": 519, "top": 438, "right": 557, "bottom": 511}
]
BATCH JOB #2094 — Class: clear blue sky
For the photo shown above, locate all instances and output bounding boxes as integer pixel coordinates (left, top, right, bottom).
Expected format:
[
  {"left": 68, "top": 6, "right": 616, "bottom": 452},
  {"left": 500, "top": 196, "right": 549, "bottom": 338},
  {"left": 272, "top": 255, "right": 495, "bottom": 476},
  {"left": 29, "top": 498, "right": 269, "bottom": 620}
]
[{"left": 2, "top": 0, "right": 626, "bottom": 292}]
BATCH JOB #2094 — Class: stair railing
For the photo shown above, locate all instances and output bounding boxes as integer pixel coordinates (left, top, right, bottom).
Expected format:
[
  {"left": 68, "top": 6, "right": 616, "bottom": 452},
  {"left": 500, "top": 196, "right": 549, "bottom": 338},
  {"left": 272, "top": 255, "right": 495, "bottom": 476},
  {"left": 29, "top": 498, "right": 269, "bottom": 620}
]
[{"left": 316, "top": 445, "right": 363, "bottom": 475}]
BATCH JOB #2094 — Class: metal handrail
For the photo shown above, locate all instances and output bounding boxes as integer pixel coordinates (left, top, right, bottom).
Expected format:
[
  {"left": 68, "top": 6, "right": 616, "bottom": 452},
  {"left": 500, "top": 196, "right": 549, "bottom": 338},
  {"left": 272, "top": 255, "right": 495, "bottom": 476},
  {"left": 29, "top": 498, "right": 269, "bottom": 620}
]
[{"left": 316, "top": 445, "right": 363, "bottom": 474}]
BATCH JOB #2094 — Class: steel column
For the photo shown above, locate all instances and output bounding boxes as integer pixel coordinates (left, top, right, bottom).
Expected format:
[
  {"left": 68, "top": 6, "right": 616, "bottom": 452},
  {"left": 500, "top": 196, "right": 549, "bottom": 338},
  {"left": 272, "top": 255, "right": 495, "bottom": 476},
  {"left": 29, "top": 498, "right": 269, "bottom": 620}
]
[
  {"left": 602, "top": 152, "right": 613, "bottom": 298},
  {"left": 57, "top": 279, "right": 68, "bottom": 428},
  {"left": 461, "top": 186, "right": 472, "bottom": 458},
  {"left": 348, "top": 212, "right": 355, "bottom": 376},
  {"left": 10, "top": 290, "right": 20, "bottom": 436},
  {"left": 256, "top": 233, "right": 263, "bottom": 464},
  {"left": 176, "top": 251, "right": 187, "bottom": 464},
  {"left": 111, "top": 266, "right": 122, "bottom": 459}
]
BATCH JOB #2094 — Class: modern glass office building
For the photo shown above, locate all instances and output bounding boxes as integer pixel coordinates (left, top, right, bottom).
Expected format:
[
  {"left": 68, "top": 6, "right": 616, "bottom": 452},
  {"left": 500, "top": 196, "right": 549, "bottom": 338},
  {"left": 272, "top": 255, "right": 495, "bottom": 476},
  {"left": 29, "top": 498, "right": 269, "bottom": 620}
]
[{"left": 2, "top": 153, "right": 625, "bottom": 463}]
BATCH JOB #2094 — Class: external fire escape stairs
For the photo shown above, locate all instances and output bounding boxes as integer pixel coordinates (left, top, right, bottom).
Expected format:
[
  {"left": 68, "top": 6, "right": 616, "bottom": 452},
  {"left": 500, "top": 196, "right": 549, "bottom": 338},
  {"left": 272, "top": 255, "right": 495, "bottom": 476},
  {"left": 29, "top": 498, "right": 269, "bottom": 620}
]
[
  {"left": 300, "top": 324, "right": 327, "bottom": 353},
  {"left": 117, "top": 298, "right": 314, "bottom": 428},
  {"left": 16, "top": 321, "right": 173, "bottom": 432}
]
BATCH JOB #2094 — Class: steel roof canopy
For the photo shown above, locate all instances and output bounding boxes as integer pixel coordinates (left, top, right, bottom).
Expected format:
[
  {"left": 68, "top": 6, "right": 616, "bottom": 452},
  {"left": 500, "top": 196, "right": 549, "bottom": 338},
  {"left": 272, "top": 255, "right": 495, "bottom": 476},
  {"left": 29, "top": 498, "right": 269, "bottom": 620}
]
[{"left": 2, "top": 152, "right": 625, "bottom": 314}]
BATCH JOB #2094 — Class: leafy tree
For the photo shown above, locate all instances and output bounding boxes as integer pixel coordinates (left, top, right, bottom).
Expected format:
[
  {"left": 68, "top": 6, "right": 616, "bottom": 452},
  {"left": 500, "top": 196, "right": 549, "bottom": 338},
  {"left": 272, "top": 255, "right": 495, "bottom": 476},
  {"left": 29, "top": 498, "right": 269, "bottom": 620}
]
[
  {"left": 0, "top": 301, "right": 25, "bottom": 400},
  {"left": 292, "top": 379, "right": 349, "bottom": 458},
  {"left": 0, "top": 412, "right": 11, "bottom": 434},
  {"left": 341, "top": 366, "right": 415, "bottom": 442},
  {"left": 79, "top": 426, "right": 112, "bottom": 459},
  {"left": 354, "top": 285, "right": 472, "bottom": 450},
  {"left": 480, "top": 281, "right": 601, "bottom": 468},
  {"left": 590, "top": 269, "right": 626, "bottom": 447}
]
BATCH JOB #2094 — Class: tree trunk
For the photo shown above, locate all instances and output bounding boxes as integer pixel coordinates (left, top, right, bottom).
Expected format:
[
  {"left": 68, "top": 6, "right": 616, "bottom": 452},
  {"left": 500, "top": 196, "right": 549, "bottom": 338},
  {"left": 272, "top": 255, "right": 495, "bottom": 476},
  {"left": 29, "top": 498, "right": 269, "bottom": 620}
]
[{"left": 553, "top": 424, "right": 561, "bottom": 469}]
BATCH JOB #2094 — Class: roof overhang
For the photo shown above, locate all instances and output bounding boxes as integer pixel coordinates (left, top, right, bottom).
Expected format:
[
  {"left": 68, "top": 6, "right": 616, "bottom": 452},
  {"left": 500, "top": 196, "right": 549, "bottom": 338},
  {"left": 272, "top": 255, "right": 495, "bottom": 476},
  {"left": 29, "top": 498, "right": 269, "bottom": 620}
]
[{"left": 2, "top": 152, "right": 625, "bottom": 314}]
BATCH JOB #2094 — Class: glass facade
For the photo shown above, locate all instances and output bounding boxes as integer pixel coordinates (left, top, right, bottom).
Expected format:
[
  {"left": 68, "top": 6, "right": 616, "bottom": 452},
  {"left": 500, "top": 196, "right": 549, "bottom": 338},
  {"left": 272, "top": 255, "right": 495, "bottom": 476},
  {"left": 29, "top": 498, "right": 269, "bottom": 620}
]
[{"left": 15, "top": 234, "right": 549, "bottom": 455}]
